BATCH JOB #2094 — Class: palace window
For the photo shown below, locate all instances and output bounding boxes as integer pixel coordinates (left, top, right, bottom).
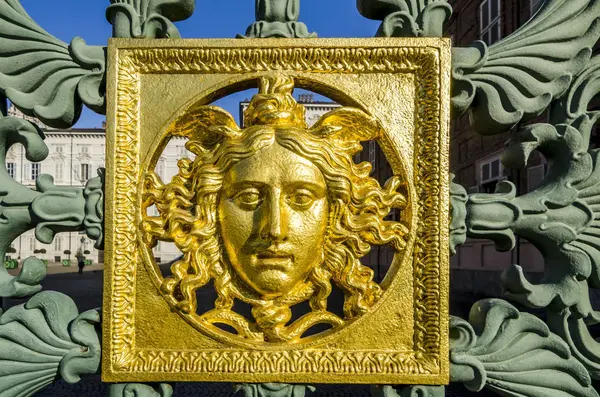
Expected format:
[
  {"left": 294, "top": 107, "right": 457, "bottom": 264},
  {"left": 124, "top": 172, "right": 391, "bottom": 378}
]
[
  {"left": 177, "top": 145, "right": 187, "bottom": 157},
  {"left": 55, "top": 237, "right": 62, "bottom": 251},
  {"left": 479, "top": 155, "right": 505, "bottom": 193},
  {"left": 527, "top": 159, "right": 549, "bottom": 191},
  {"left": 80, "top": 145, "right": 89, "bottom": 154},
  {"left": 55, "top": 163, "right": 64, "bottom": 181},
  {"left": 81, "top": 164, "right": 90, "bottom": 181},
  {"left": 6, "top": 162, "right": 15, "bottom": 179},
  {"left": 480, "top": 0, "right": 501, "bottom": 45},
  {"left": 31, "top": 163, "right": 40, "bottom": 180},
  {"left": 55, "top": 145, "right": 64, "bottom": 153}
]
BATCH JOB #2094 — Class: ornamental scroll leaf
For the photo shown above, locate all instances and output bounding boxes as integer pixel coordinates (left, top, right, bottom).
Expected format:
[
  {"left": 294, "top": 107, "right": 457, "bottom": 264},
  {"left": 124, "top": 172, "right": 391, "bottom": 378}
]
[
  {"left": 452, "top": 0, "right": 600, "bottom": 135},
  {"left": 107, "top": 0, "right": 196, "bottom": 39},
  {"left": 108, "top": 384, "right": 173, "bottom": 397},
  {"left": 449, "top": 174, "right": 467, "bottom": 255},
  {"left": 0, "top": 117, "right": 49, "bottom": 298},
  {"left": 356, "top": 0, "right": 452, "bottom": 37},
  {"left": 475, "top": 54, "right": 600, "bottom": 379},
  {"left": 0, "top": 117, "right": 105, "bottom": 297},
  {"left": 0, "top": 0, "right": 197, "bottom": 128},
  {"left": 450, "top": 299, "right": 598, "bottom": 397},
  {"left": 240, "top": 0, "right": 316, "bottom": 38},
  {"left": 370, "top": 385, "right": 445, "bottom": 397},
  {"left": 31, "top": 169, "right": 105, "bottom": 249},
  {"left": 464, "top": 53, "right": 600, "bottom": 380},
  {"left": 0, "top": 0, "right": 105, "bottom": 128},
  {"left": 234, "top": 383, "right": 315, "bottom": 397},
  {"left": 0, "top": 291, "right": 100, "bottom": 397}
]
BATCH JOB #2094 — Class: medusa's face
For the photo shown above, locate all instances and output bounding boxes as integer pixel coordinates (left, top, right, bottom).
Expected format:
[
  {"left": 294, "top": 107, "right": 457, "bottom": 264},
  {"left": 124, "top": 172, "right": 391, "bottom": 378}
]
[{"left": 218, "top": 141, "right": 329, "bottom": 299}]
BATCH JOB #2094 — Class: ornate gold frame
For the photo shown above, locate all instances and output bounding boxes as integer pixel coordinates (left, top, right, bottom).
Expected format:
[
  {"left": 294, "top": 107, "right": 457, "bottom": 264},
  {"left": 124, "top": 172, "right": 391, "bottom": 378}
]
[{"left": 103, "top": 38, "right": 450, "bottom": 384}]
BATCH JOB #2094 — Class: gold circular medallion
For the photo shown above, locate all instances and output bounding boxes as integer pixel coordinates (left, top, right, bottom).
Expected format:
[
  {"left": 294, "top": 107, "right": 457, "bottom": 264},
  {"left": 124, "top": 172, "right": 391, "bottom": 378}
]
[{"left": 140, "top": 74, "right": 412, "bottom": 347}]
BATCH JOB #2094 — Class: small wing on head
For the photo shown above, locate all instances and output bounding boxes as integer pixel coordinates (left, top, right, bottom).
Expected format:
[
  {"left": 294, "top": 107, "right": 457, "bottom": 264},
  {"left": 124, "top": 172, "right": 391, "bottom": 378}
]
[
  {"left": 168, "top": 104, "right": 242, "bottom": 153},
  {"left": 309, "top": 107, "right": 383, "bottom": 155}
]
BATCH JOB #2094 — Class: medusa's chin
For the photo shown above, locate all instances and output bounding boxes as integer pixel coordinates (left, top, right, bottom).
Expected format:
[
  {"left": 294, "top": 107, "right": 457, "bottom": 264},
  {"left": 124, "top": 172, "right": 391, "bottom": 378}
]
[{"left": 235, "top": 266, "right": 310, "bottom": 299}]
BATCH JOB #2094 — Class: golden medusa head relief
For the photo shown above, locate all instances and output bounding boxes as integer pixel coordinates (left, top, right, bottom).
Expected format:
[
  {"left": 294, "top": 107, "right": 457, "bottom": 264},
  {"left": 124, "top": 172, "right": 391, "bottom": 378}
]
[
  {"left": 105, "top": 39, "right": 450, "bottom": 382},
  {"left": 141, "top": 75, "right": 409, "bottom": 343}
]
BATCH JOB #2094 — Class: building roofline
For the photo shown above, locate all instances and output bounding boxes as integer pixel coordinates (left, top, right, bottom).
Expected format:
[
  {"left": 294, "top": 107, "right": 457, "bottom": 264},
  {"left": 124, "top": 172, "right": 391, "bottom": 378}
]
[
  {"left": 239, "top": 101, "right": 338, "bottom": 106},
  {"left": 42, "top": 128, "right": 105, "bottom": 134},
  {"left": 43, "top": 128, "right": 105, "bottom": 131}
]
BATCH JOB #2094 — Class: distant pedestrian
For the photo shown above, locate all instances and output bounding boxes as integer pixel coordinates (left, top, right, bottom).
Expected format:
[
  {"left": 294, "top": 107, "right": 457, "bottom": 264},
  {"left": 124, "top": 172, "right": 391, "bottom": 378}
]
[{"left": 78, "top": 257, "right": 85, "bottom": 274}]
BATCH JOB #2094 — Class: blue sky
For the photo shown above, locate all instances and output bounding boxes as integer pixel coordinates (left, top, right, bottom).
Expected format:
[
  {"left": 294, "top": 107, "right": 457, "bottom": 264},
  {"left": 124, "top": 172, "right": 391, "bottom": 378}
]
[{"left": 19, "top": 0, "right": 381, "bottom": 128}]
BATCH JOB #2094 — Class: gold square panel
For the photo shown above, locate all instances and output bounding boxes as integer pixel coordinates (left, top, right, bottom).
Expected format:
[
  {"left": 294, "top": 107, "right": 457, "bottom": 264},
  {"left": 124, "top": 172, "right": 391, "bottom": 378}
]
[{"left": 103, "top": 38, "right": 450, "bottom": 384}]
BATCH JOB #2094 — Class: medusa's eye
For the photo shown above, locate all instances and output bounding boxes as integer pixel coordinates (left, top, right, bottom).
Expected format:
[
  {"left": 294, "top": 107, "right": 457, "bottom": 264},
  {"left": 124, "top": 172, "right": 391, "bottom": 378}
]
[
  {"left": 232, "top": 188, "right": 263, "bottom": 211},
  {"left": 286, "top": 189, "right": 316, "bottom": 211}
]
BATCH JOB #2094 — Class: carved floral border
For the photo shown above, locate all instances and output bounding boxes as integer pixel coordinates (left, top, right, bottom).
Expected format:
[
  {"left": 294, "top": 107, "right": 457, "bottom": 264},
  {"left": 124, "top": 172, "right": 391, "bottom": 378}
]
[{"left": 104, "top": 41, "right": 449, "bottom": 382}]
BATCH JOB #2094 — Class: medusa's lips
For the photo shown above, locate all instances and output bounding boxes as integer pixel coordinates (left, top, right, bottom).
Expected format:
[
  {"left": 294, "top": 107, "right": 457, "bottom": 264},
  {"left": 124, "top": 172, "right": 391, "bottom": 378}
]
[{"left": 255, "top": 249, "right": 294, "bottom": 269}]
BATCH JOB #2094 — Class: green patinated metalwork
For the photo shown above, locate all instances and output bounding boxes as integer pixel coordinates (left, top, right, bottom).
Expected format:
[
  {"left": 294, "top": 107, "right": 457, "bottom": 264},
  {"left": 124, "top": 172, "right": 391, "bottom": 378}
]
[
  {"left": 234, "top": 383, "right": 315, "bottom": 397},
  {"left": 106, "top": 0, "right": 195, "bottom": 39},
  {"left": 240, "top": 0, "right": 315, "bottom": 38},
  {"left": 0, "top": 1, "right": 105, "bottom": 127},
  {"left": 450, "top": 299, "right": 597, "bottom": 396},
  {"left": 453, "top": 1, "right": 600, "bottom": 387},
  {"left": 452, "top": 0, "right": 600, "bottom": 135},
  {"left": 0, "top": 117, "right": 104, "bottom": 298},
  {"left": 367, "top": 0, "right": 600, "bottom": 395},
  {"left": 371, "top": 385, "right": 445, "bottom": 397},
  {"left": 0, "top": 116, "right": 104, "bottom": 298},
  {"left": 449, "top": 175, "right": 467, "bottom": 256},
  {"left": 108, "top": 384, "right": 173, "bottom": 397},
  {"left": 357, "top": 0, "right": 452, "bottom": 37},
  {"left": 0, "top": 0, "right": 600, "bottom": 395},
  {"left": 0, "top": 291, "right": 100, "bottom": 396},
  {"left": 0, "top": 1, "right": 193, "bottom": 395}
]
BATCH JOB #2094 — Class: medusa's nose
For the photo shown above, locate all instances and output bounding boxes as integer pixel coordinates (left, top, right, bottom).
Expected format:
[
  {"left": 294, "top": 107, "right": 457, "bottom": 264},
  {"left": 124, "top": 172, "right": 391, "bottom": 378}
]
[{"left": 259, "top": 189, "right": 288, "bottom": 242}]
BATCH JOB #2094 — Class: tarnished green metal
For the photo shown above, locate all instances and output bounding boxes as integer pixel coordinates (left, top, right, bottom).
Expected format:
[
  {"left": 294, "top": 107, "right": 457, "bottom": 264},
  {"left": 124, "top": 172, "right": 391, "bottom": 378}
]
[
  {"left": 450, "top": 1, "right": 600, "bottom": 387},
  {"left": 0, "top": 1, "right": 105, "bottom": 127},
  {"left": 0, "top": 291, "right": 100, "bottom": 396},
  {"left": 234, "top": 383, "right": 315, "bottom": 397},
  {"left": 108, "top": 384, "right": 173, "bottom": 397},
  {"left": 371, "top": 385, "right": 445, "bottom": 397},
  {"left": 106, "top": 0, "right": 195, "bottom": 39},
  {"left": 370, "top": 0, "right": 600, "bottom": 395},
  {"left": 450, "top": 299, "right": 597, "bottom": 396},
  {"left": 449, "top": 175, "right": 467, "bottom": 256},
  {"left": 0, "top": 0, "right": 195, "bottom": 395},
  {"left": 240, "top": 0, "right": 315, "bottom": 38},
  {"left": 0, "top": 0, "right": 599, "bottom": 395},
  {"left": 452, "top": 0, "right": 600, "bottom": 134},
  {"left": 0, "top": 117, "right": 104, "bottom": 298},
  {"left": 356, "top": 0, "right": 452, "bottom": 37}
]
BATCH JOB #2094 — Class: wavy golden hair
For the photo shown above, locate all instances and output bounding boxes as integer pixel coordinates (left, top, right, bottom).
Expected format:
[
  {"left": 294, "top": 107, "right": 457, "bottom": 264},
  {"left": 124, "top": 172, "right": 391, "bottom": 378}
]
[{"left": 143, "top": 76, "right": 408, "bottom": 341}]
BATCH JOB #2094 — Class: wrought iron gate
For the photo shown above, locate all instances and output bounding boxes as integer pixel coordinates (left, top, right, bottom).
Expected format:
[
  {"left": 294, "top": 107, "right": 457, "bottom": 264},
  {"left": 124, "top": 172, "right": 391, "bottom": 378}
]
[{"left": 0, "top": 0, "right": 599, "bottom": 396}]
